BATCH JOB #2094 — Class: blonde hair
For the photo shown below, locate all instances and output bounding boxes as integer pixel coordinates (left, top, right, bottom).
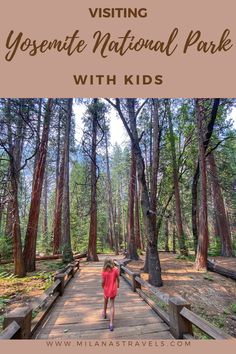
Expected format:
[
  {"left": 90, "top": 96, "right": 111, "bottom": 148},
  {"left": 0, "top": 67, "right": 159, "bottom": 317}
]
[{"left": 103, "top": 257, "right": 114, "bottom": 271}]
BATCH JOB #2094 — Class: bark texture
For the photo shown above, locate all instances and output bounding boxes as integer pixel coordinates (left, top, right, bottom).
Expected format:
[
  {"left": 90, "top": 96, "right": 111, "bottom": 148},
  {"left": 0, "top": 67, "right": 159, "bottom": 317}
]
[
  {"left": 24, "top": 98, "right": 53, "bottom": 272},
  {"left": 105, "top": 130, "right": 119, "bottom": 254},
  {"left": 208, "top": 152, "right": 233, "bottom": 256},
  {"left": 195, "top": 99, "right": 209, "bottom": 271},
  {"left": 167, "top": 101, "right": 188, "bottom": 255},
  {"left": 127, "top": 145, "right": 139, "bottom": 260},
  {"left": 121, "top": 99, "right": 162, "bottom": 286},
  {"left": 52, "top": 111, "right": 62, "bottom": 254},
  {"left": 191, "top": 99, "right": 220, "bottom": 254},
  {"left": 6, "top": 99, "right": 25, "bottom": 276},
  {"left": 134, "top": 179, "right": 142, "bottom": 249},
  {"left": 87, "top": 99, "right": 99, "bottom": 261},
  {"left": 61, "top": 99, "right": 74, "bottom": 263}
]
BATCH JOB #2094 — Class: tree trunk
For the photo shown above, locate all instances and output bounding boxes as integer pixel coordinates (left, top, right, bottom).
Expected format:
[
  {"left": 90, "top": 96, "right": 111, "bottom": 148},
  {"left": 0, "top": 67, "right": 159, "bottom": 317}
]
[
  {"left": 143, "top": 247, "right": 149, "bottom": 272},
  {"left": 6, "top": 100, "right": 25, "bottom": 277},
  {"left": 0, "top": 197, "right": 3, "bottom": 232},
  {"left": 105, "top": 131, "right": 118, "bottom": 255},
  {"left": 127, "top": 145, "right": 139, "bottom": 260},
  {"left": 87, "top": 99, "right": 99, "bottom": 261},
  {"left": 107, "top": 98, "right": 162, "bottom": 286},
  {"left": 127, "top": 99, "right": 162, "bottom": 286},
  {"left": 208, "top": 152, "right": 233, "bottom": 256},
  {"left": 42, "top": 161, "right": 48, "bottom": 249},
  {"left": 52, "top": 110, "right": 62, "bottom": 254},
  {"left": 107, "top": 201, "right": 114, "bottom": 250},
  {"left": 32, "top": 99, "right": 42, "bottom": 185},
  {"left": 149, "top": 114, "right": 153, "bottom": 190},
  {"left": 61, "top": 99, "right": 74, "bottom": 263},
  {"left": 53, "top": 151, "right": 65, "bottom": 254},
  {"left": 134, "top": 179, "right": 142, "bottom": 249},
  {"left": 24, "top": 98, "right": 53, "bottom": 272},
  {"left": 121, "top": 205, "right": 127, "bottom": 251},
  {"left": 165, "top": 216, "right": 170, "bottom": 252},
  {"left": 173, "top": 225, "right": 176, "bottom": 253},
  {"left": 5, "top": 198, "right": 13, "bottom": 241},
  {"left": 167, "top": 101, "right": 188, "bottom": 256},
  {"left": 144, "top": 142, "right": 150, "bottom": 193},
  {"left": 10, "top": 170, "right": 26, "bottom": 277},
  {"left": 5, "top": 101, "right": 27, "bottom": 255},
  {"left": 195, "top": 99, "right": 209, "bottom": 271},
  {"left": 144, "top": 99, "right": 162, "bottom": 273},
  {"left": 116, "top": 192, "right": 122, "bottom": 250},
  {"left": 192, "top": 166, "right": 199, "bottom": 254},
  {"left": 191, "top": 99, "right": 220, "bottom": 256}
]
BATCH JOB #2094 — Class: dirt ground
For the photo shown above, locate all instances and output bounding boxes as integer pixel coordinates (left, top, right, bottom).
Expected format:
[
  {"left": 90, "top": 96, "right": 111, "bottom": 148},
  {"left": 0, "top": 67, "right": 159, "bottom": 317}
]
[
  {"left": 0, "top": 259, "right": 63, "bottom": 330},
  {"left": 127, "top": 252, "right": 236, "bottom": 338},
  {"left": 209, "top": 256, "right": 236, "bottom": 270},
  {"left": 1, "top": 255, "right": 236, "bottom": 338}
]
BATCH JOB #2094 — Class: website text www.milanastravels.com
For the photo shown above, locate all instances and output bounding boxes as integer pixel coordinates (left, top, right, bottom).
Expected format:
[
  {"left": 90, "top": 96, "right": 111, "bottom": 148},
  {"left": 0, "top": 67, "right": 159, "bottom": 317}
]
[{"left": 46, "top": 340, "right": 191, "bottom": 348}]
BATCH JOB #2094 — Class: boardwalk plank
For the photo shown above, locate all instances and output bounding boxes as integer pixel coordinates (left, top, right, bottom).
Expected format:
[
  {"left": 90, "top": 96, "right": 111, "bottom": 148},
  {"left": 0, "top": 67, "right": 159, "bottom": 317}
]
[
  {"left": 44, "top": 311, "right": 164, "bottom": 326},
  {"left": 39, "top": 318, "right": 166, "bottom": 334},
  {"left": 36, "top": 256, "right": 173, "bottom": 339}
]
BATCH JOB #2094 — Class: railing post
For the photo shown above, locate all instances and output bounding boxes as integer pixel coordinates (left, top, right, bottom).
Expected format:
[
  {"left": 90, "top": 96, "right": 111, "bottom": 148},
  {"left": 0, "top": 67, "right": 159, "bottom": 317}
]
[
  {"left": 69, "top": 263, "right": 76, "bottom": 277},
  {"left": 168, "top": 296, "right": 193, "bottom": 339},
  {"left": 54, "top": 273, "right": 65, "bottom": 295},
  {"left": 131, "top": 272, "right": 141, "bottom": 292},
  {"left": 74, "top": 260, "right": 80, "bottom": 270},
  {"left": 3, "top": 307, "right": 32, "bottom": 339}
]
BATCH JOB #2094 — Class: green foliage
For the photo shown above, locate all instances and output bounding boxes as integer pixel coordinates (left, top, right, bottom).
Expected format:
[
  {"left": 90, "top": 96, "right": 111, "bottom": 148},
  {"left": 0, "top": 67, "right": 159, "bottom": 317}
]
[
  {"left": 192, "top": 310, "right": 227, "bottom": 338},
  {"left": 212, "top": 314, "right": 225, "bottom": 328},
  {"left": 32, "top": 310, "right": 40, "bottom": 319},
  {"left": 223, "top": 308, "right": 230, "bottom": 315},
  {"left": 70, "top": 161, "right": 90, "bottom": 253},
  {"left": 0, "top": 271, "right": 16, "bottom": 280},
  {"left": 0, "top": 237, "right": 13, "bottom": 261},
  {"left": 97, "top": 248, "right": 113, "bottom": 254},
  {"left": 192, "top": 325, "right": 211, "bottom": 339},
  {"left": 231, "top": 303, "right": 236, "bottom": 314},
  {"left": 0, "top": 315, "right": 4, "bottom": 329},
  {"left": 32, "top": 271, "right": 54, "bottom": 284},
  {"left": 0, "top": 98, "right": 236, "bottom": 271},
  {"left": 176, "top": 254, "right": 195, "bottom": 262},
  {"left": 137, "top": 248, "right": 143, "bottom": 256},
  {"left": 151, "top": 296, "right": 168, "bottom": 312},
  {"left": 203, "top": 273, "right": 214, "bottom": 281},
  {"left": 208, "top": 239, "right": 222, "bottom": 257}
]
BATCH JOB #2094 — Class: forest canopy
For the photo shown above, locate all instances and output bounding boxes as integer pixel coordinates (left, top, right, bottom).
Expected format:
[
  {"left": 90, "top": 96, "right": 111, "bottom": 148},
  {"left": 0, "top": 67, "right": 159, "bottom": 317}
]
[{"left": 0, "top": 98, "right": 235, "bottom": 286}]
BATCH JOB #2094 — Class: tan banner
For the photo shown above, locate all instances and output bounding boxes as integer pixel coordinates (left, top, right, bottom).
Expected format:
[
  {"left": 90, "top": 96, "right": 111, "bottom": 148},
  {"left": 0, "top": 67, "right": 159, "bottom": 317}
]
[
  {"left": 0, "top": 340, "right": 236, "bottom": 354},
  {"left": 0, "top": 0, "right": 236, "bottom": 97}
]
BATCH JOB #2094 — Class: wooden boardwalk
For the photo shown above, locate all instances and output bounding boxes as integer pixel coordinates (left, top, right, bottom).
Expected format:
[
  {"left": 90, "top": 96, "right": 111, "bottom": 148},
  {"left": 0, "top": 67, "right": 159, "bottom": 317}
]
[{"left": 36, "top": 256, "right": 174, "bottom": 339}]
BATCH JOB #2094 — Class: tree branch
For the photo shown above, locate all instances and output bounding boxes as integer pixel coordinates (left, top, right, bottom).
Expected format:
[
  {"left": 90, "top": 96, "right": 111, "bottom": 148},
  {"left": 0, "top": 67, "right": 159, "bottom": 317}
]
[{"left": 135, "top": 99, "right": 148, "bottom": 118}]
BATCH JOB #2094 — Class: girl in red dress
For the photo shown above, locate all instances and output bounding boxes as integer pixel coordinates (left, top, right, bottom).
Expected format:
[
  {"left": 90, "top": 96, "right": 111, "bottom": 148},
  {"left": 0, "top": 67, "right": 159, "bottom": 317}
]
[{"left": 101, "top": 257, "right": 120, "bottom": 331}]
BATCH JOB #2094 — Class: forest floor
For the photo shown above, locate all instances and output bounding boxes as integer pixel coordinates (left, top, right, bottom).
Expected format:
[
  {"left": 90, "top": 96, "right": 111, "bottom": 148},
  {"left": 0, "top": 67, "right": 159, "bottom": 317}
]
[
  {"left": 1, "top": 254, "right": 236, "bottom": 339},
  {"left": 0, "top": 259, "right": 65, "bottom": 332},
  {"left": 127, "top": 252, "right": 236, "bottom": 338}
]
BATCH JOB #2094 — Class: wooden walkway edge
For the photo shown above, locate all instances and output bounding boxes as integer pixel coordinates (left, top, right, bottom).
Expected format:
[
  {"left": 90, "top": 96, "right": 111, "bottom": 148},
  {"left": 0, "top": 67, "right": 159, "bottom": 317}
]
[{"left": 35, "top": 256, "right": 174, "bottom": 339}]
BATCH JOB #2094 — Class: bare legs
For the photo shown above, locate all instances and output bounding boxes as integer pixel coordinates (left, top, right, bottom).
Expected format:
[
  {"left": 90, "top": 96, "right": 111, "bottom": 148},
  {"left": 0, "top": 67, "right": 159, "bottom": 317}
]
[
  {"left": 103, "top": 297, "right": 115, "bottom": 330},
  {"left": 103, "top": 296, "right": 108, "bottom": 318},
  {"left": 110, "top": 298, "right": 115, "bottom": 327}
]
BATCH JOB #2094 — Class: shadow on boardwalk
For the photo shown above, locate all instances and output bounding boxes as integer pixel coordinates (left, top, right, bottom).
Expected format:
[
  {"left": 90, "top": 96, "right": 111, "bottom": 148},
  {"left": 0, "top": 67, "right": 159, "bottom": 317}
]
[{"left": 35, "top": 255, "right": 173, "bottom": 339}]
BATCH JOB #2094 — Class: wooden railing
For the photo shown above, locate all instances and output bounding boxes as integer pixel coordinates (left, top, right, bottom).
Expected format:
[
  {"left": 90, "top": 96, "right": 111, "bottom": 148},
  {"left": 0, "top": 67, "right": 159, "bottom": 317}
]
[
  {"left": 0, "top": 256, "right": 86, "bottom": 340},
  {"left": 114, "top": 260, "right": 235, "bottom": 340}
]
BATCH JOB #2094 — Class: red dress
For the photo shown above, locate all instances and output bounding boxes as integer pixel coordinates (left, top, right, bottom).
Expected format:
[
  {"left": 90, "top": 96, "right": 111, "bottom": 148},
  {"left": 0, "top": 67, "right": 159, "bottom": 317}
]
[{"left": 102, "top": 267, "right": 119, "bottom": 299}]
